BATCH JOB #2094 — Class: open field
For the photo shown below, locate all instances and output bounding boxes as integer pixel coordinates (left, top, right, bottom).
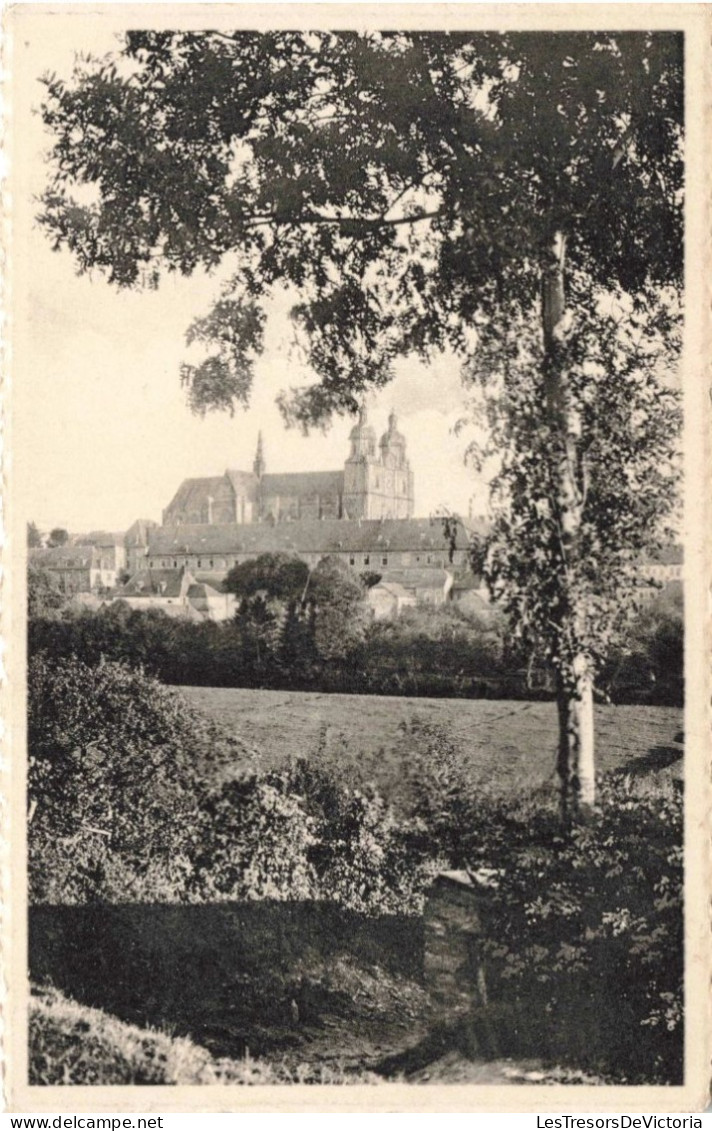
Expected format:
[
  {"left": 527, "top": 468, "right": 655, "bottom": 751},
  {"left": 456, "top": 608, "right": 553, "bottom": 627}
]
[{"left": 178, "top": 686, "right": 683, "bottom": 799}]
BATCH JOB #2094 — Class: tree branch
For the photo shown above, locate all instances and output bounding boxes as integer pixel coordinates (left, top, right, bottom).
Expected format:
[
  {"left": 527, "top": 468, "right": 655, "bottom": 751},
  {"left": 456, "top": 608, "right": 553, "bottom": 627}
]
[{"left": 245, "top": 206, "right": 447, "bottom": 233}]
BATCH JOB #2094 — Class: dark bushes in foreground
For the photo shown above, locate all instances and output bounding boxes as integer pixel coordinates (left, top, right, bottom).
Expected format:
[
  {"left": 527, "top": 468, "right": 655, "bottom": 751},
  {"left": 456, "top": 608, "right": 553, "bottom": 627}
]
[
  {"left": 29, "top": 655, "right": 425, "bottom": 912},
  {"left": 449, "top": 778, "right": 682, "bottom": 1084}
]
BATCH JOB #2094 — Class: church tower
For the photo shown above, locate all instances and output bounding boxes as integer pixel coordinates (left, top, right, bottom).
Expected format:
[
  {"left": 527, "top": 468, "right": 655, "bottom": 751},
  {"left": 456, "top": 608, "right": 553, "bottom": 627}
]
[
  {"left": 343, "top": 406, "right": 415, "bottom": 520},
  {"left": 342, "top": 405, "right": 379, "bottom": 519},
  {"left": 378, "top": 411, "right": 415, "bottom": 518}
]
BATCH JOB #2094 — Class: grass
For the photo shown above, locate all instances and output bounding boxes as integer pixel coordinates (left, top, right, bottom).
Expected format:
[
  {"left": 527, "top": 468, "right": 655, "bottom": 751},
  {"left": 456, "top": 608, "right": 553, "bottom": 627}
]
[
  {"left": 31, "top": 984, "right": 595, "bottom": 1087},
  {"left": 29, "top": 985, "right": 385, "bottom": 1085},
  {"left": 177, "top": 686, "right": 683, "bottom": 801}
]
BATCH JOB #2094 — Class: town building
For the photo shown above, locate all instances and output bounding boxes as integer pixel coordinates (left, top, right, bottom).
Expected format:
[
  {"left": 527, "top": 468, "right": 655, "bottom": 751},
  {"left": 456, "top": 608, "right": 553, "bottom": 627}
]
[
  {"left": 30, "top": 410, "right": 683, "bottom": 620},
  {"left": 117, "top": 566, "right": 237, "bottom": 621},
  {"left": 145, "top": 516, "right": 477, "bottom": 607},
  {"left": 76, "top": 531, "right": 127, "bottom": 579},
  {"left": 367, "top": 579, "right": 418, "bottom": 621},
  {"left": 124, "top": 519, "right": 159, "bottom": 576},
  {"left": 634, "top": 545, "right": 684, "bottom": 603},
  {"left": 29, "top": 544, "right": 116, "bottom": 595}
]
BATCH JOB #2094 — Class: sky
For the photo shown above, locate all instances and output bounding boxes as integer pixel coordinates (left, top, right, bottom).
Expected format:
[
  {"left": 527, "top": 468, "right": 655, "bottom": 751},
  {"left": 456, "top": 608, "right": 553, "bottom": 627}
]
[{"left": 11, "top": 18, "right": 490, "bottom": 536}]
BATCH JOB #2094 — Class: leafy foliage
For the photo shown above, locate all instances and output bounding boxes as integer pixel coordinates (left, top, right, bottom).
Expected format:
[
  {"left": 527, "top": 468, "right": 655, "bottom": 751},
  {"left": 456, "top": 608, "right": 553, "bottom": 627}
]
[
  {"left": 29, "top": 654, "right": 682, "bottom": 1080},
  {"left": 28, "top": 654, "right": 241, "bottom": 902},
  {"left": 27, "top": 521, "right": 43, "bottom": 548},
  {"left": 40, "top": 32, "right": 682, "bottom": 420},
  {"left": 27, "top": 561, "right": 66, "bottom": 619},
  {"left": 190, "top": 760, "right": 426, "bottom": 914},
  {"left": 462, "top": 287, "right": 681, "bottom": 682},
  {"left": 28, "top": 655, "right": 425, "bottom": 912},
  {"left": 225, "top": 552, "right": 309, "bottom": 602},
  {"left": 395, "top": 725, "right": 683, "bottom": 1083},
  {"left": 600, "top": 586, "right": 683, "bottom": 704},
  {"left": 285, "top": 756, "right": 429, "bottom": 915},
  {"left": 225, "top": 552, "right": 369, "bottom": 667},
  {"left": 473, "top": 776, "right": 683, "bottom": 1084},
  {"left": 191, "top": 775, "right": 318, "bottom": 902},
  {"left": 306, "top": 556, "right": 370, "bottom": 661},
  {"left": 28, "top": 591, "right": 682, "bottom": 704}
]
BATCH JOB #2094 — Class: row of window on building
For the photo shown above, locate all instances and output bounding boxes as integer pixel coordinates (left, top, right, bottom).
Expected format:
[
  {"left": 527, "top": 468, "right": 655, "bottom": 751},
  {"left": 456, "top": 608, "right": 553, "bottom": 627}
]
[{"left": 148, "top": 548, "right": 461, "bottom": 571}]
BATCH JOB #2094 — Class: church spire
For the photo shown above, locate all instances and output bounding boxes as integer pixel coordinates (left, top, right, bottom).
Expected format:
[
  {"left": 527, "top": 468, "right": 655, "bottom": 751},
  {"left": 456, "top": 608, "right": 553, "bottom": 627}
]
[{"left": 253, "top": 431, "right": 265, "bottom": 479}]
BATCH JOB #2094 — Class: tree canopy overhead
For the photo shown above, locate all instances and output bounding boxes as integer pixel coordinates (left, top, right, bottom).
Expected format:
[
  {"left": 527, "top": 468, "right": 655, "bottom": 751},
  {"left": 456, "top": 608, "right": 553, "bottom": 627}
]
[{"left": 40, "top": 30, "right": 683, "bottom": 422}]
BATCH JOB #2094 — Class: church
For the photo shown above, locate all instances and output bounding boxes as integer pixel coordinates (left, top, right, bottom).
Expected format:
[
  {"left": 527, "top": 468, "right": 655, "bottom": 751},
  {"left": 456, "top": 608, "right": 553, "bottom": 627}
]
[{"left": 162, "top": 408, "right": 415, "bottom": 526}]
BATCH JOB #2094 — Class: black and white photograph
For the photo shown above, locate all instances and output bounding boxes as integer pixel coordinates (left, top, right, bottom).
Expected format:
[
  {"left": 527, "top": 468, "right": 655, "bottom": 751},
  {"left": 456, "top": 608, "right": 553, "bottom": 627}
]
[{"left": 5, "top": 3, "right": 710, "bottom": 1113}]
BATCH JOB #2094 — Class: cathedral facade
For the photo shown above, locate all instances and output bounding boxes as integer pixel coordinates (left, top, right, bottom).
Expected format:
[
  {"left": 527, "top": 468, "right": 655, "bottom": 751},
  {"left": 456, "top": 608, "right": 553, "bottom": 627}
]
[{"left": 162, "top": 408, "right": 415, "bottom": 527}]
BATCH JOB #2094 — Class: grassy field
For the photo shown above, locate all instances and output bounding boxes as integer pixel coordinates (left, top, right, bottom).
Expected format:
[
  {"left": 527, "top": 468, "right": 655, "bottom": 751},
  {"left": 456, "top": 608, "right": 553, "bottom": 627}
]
[{"left": 178, "top": 686, "right": 683, "bottom": 799}]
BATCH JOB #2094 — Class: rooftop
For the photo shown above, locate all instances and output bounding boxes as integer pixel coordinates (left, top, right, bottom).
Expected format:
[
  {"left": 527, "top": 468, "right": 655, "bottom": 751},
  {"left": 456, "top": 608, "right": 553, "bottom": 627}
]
[{"left": 148, "top": 517, "right": 482, "bottom": 558}]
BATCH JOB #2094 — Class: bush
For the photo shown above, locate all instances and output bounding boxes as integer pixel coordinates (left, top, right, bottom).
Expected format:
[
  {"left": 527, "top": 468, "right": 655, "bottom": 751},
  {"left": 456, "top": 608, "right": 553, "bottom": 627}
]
[
  {"left": 29, "top": 655, "right": 426, "bottom": 914},
  {"left": 285, "top": 757, "right": 430, "bottom": 914},
  {"left": 191, "top": 775, "right": 319, "bottom": 901},
  {"left": 28, "top": 654, "right": 243, "bottom": 902},
  {"left": 189, "top": 758, "right": 429, "bottom": 914},
  {"left": 27, "top": 562, "right": 66, "bottom": 618},
  {"left": 423, "top": 770, "right": 683, "bottom": 1084},
  {"left": 600, "top": 589, "right": 684, "bottom": 706}
]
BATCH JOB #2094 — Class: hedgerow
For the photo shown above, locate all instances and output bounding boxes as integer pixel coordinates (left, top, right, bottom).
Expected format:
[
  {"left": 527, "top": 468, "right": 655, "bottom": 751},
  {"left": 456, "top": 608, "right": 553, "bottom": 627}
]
[{"left": 27, "top": 591, "right": 683, "bottom": 704}]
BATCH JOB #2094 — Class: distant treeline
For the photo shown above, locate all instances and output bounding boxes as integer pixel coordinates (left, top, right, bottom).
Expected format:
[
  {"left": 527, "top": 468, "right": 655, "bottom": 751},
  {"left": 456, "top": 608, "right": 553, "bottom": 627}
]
[{"left": 28, "top": 592, "right": 683, "bottom": 705}]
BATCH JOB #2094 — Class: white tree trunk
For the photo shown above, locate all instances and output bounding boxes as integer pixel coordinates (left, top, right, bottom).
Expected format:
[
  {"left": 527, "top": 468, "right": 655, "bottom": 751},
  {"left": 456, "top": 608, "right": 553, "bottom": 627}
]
[
  {"left": 542, "top": 229, "right": 597, "bottom": 815},
  {"left": 570, "top": 655, "right": 596, "bottom": 812}
]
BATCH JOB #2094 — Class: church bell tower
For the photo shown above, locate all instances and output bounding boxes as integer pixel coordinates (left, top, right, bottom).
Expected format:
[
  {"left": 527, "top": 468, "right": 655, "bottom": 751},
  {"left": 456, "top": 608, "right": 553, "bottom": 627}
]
[{"left": 342, "top": 405, "right": 377, "bottom": 519}]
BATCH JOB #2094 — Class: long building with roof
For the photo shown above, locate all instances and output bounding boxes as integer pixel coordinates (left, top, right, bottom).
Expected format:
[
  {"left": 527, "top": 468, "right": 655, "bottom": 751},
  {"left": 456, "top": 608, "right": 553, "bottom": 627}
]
[
  {"left": 141, "top": 410, "right": 472, "bottom": 607},
  {"left": 150, "top": 407, "right": 475, "bottom": 605},
  {"left": 145, "top": 516, "right": 479, "bottom": 590}
]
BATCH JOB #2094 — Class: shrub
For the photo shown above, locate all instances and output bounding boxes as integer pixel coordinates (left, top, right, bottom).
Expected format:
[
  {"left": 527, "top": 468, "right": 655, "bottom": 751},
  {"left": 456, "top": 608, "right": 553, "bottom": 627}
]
[
  {"left": 380, "top": 720, "right": 683, "bottom": 1084},
  {"left": 392, "top": 718, "right": 480, "bottom": 847},
  {"left": 190, "top": 759, "right": 429, "bottom": 914},
  {"left": 285, "top": 757, "right": 430, "bottom": 915},
  {"left": 191, "top": 775, "right": 318, "bottom": 901},
  {"left": 29, "top": 655, "right": 426, "bottom": 914},
  {"left": 28, "top": 654, "right": 243, "bottom": 902},
  {"left": 600, "top": 588, "right": 683, "bottom": 706},
  {"left": 27, "top": 562, "right": 66, "bottom": 619},
  {"left": 459, "top": 775, "right": 683, "bottom": 1084}
]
